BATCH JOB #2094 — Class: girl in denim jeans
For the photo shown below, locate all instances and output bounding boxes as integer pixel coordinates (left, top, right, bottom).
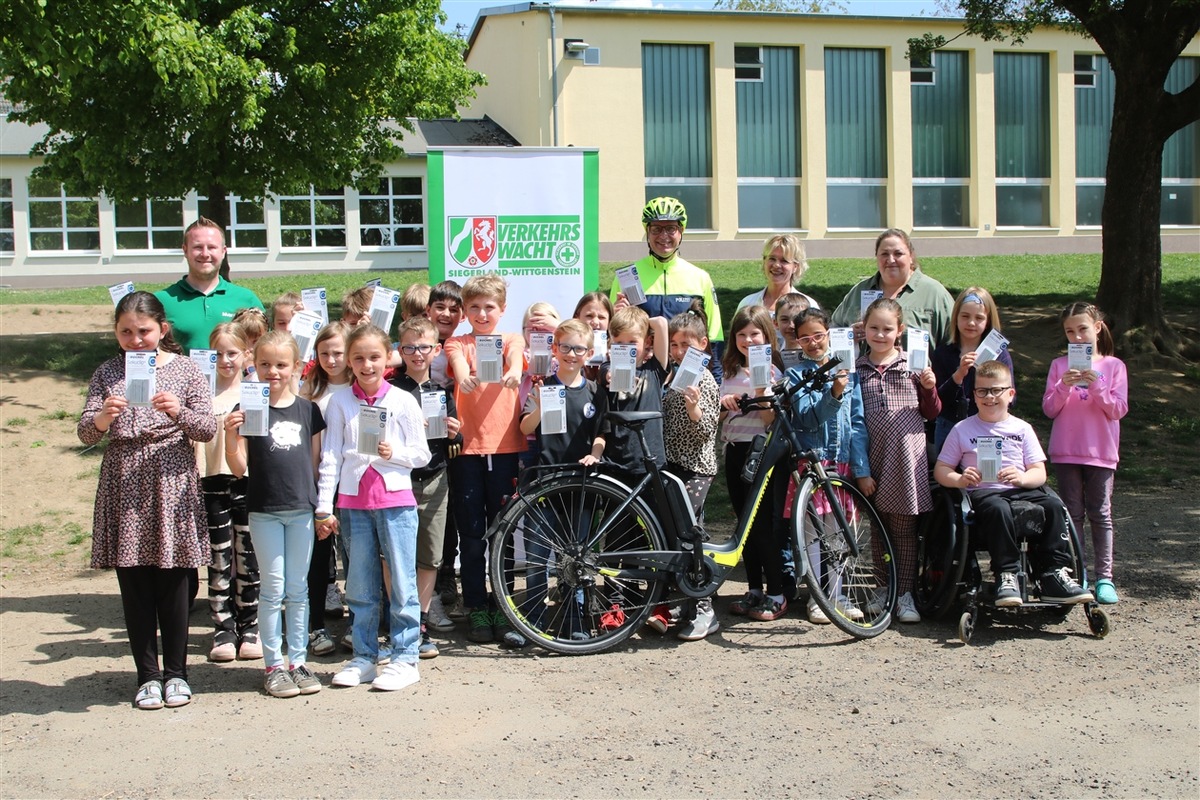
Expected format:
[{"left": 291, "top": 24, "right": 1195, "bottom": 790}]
[{"left": 316, "top": 325, "right": 431, "bottom": 692}]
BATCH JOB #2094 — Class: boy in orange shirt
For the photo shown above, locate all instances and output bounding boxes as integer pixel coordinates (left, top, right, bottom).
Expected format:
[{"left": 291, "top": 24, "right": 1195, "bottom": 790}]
[{"left": 443, "top": 274, "right": 526, "bottom": 645}]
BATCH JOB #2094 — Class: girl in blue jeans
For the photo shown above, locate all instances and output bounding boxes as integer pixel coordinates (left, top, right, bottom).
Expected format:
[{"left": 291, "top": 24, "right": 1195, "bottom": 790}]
[
  {"left": 316, "top": 325, "right": 431, "bottom": 692},
  {"left": 226, "top": 331, "right": 326, "bottom": 698}
]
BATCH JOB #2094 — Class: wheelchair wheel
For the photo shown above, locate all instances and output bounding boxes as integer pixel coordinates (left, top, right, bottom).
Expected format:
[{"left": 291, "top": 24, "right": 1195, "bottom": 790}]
[
  {"left": 793, "top": 476, "right": 896, "bottom": 638},
  {"left": 958, "top": 610, "right": 975, "bottom": 644},
  {"left": 1086, "top": 606, "right": 1111, "bottom": 638},
  {"left": 489, "top": 474, "right": 670, "bottom": 654},
  {"left": 914, "top": 487, "right": 966, "bottom": 620}
]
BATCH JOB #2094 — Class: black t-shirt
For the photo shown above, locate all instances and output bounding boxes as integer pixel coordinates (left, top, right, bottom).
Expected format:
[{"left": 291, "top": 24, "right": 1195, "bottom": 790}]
[
  {"left": 598, "top": 356, "right": 667, "bottom": 472},
  {"left": 241, "top": 396, "right": 326, "bottom": 512},
  {"left": 521, "top": 375, "right": 603, "bottom": 466}
]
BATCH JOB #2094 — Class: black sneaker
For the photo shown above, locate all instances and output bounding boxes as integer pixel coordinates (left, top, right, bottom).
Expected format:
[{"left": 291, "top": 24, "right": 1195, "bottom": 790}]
[
  {"left": 466, "top": 607, "right": 494, "bottom": 643},
  {"left": 491, "top": 608, "right": 513, "bottom": 643},
  {"left": 994, "top": 572, "right": 1023, "bottom": 608},
  {"left": 1038, "top": 567, "right": 1094, "bottom": 604}
]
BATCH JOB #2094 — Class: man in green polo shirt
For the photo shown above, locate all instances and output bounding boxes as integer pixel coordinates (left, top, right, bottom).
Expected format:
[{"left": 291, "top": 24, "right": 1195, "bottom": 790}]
[{"left": 155, "top": 217, "right": 264, "bottom": 353}]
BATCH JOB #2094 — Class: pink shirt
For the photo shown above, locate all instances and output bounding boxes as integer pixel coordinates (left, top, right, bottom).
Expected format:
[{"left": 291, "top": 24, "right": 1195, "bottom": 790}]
[
  {"left": 937, "top": 413, "right": 1046, "bottom": 492},
  {"left": 1042, "top": 355, "right": 1128, "bottom": 469},
  {"left": 336, "top": 382, "right": 416, "bottom": 510}
]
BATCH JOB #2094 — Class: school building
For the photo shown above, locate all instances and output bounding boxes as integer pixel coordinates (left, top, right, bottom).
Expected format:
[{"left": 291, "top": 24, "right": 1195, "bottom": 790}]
[{"left": 1, "top": 4, "right": 1196, "bottom": 285}]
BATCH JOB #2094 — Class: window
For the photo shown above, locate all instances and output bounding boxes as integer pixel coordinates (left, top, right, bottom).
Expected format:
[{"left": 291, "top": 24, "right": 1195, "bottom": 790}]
[
  {"left": 643, "top": 43, "right": 713, "bottom": 229},
  {"left": 995, "top": 52, "right": 1050, "bottom": 227},
  {"left": 26, "top": 177, "right": 100, "bottom": 252},
  {"left": 825, "top": 48, "right": 887, "bottom": 229},
  {"left": 0, "top": 179, "right": 12, "bottom": 254},
  {"left": 736, "top": 46, "right": 801, "bottom": 229},
  {"left": 912, "top": 50, "right": 970, "bottom": 227},
  {"left": 114, "top": 200, "right": 184, "bottom": 250},
  {"left": 1074, "top": 53, "right": 1097, "bottom": 88},
  {"left": 198, "top": 196, "right": 268, "bottom": 249},
  {"left": 279, "top": 187, "right": 346, "bottom": 248},
  {"left": 735, "top": 46, "right": 763, "bottom": 82},
  {"left": 910, "top": 51, "right": 935, "bottom": 85},
  {"left": 359, "top": 177, "right": 424, "bottom": 247}
]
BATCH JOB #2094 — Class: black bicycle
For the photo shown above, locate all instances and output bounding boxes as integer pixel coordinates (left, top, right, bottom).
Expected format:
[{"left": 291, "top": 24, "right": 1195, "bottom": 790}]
[{"left": 488, "top": 360, "right": 897, "bottom": 654}]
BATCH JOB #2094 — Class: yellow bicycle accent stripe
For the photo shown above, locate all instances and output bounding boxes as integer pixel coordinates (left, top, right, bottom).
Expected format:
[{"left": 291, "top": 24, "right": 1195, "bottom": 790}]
[{"left": 708, "top": 466, "right": 773, "bottom": 567}]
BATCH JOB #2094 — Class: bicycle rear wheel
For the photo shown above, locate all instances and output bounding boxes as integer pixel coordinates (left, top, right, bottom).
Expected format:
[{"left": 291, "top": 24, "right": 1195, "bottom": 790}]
[
  {"left": 793, "top": 475, "right": 896, "bottom": 637},
  {"left": 489, "top": 474, "right": 670, "bottom": 654}
]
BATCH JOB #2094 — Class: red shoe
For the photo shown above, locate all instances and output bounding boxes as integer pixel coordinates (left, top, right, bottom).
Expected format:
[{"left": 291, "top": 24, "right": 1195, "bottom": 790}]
[
  {"left": 599, "top": 604, "right": 626, "bottom": 632},
  {"left": 644, "top": 604, "right": 670, "bottom": 634},
  {"left": 748, "top": 597, "right": 788, "bottom": 621}
]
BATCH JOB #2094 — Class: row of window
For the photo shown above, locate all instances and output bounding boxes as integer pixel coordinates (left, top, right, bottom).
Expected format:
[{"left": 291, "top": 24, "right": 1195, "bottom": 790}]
[
  {"left": 0, "top": 177, "right": 424, "bottom": 255},
  {"left": 643, "top": 44, "right": 1199, "bottom": 231}
]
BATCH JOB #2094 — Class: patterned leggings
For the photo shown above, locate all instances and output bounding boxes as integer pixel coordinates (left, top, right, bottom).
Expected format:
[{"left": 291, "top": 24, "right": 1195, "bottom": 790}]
[
  {"left": 203, "top": 475, "right": 260, "bottom": 646},
  {"left": 879, "top": 511, "right": 918, "bottom": 596}
]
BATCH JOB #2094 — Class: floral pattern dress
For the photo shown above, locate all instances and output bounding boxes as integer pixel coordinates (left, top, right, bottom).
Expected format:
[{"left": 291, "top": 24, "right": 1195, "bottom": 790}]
[{"left": 78, "top": 353, "right": 216, "bottom": 569}]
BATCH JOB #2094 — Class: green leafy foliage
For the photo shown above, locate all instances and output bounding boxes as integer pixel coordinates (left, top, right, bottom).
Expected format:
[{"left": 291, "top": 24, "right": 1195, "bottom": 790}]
[{"left": 0, "top": 0, "right": 484, "bottom": 203}]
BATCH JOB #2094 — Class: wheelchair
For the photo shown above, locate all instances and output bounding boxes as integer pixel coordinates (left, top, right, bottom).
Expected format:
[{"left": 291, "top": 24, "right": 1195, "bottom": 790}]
[{"left": 914, "top": 484, "right": 1111, "bottom": 644}]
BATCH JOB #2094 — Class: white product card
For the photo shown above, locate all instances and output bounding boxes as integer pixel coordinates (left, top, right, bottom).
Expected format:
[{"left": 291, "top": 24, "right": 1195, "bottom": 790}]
[
  {"left": 609, "top": 344, "right": 638, "bottom": 393},
  {"left": 358, "top": 405, "right": 387, "bottom": 455},
  {"left": 860, "top": 289, "right": 883, "bottom": 317},
  {"left": 977, "top": 436, "right": 1004, "bottom": 483},
  {"left": 288, "top": 310, "right": 325, "bottom": 363},
  {"left": 363, "top": 278, "right": 383, "bottom": 288},
  {"left": 529, "top": 332, "right": 554, "bottom": 376},
  {"left": 108, "top": 281, "right": 135, "bottom": 306},
  {"left": 974, "top": 329, "right": 1010, "bottom": 365},
  {"left": 828, "top": 328, "right": 857, "bottom": 373},
  {"left": 239, "top": 382, "right": 270, "bottom": 437},
  {"left": 1068, "top": 343, "right": 1095, "bottom": 388},
  {"left": 368, "top": 287, "right": 400, "bottom": 333},
  {"left": 779, "top": 349, "right": 804, "bottom": 370},
  {"left": 749, "top": 344, "right": 773, "bottom": 389},
  {"left": 189, "top": 349, "right": 218, "bottom": 396},
  {"left": 539, "top": 385, "right": 567, "bottom": 435},
  {"left": 476, "top": 335, "right": 504, "bottom": 384},
  {"left": 615, "top": 265, "right": 648, "bottom": 306},
  {"left": 301, "top": 287, "right": 329, "bottom": 325},
  {"left": 670, "top": 347, "right": 710, "bottom": 392},
  {"left": 907, "top": 329, "right": 930, "bottom": 372},
  {"left": 124, "top": 352, "right": 156, "bottom": 407},
  {"left": 422, "top": 390, "right": 447, "bottom": 440},
  {"left": 588, "top": 331, "right": 609, "bottom": 365}
]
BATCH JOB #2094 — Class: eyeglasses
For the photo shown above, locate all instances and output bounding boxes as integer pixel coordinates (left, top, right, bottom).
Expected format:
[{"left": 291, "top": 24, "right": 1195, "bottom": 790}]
[
  {"left": 555, "top": 343, "right": 590, "bottom": 356},
  {"left": 796, "top": 332, "right": 828, "bottom": 346},
  {"left": 973, "top": 386, "right": 1011, "bottom": 398},
  {"left": 399, "top": 344, "right": 435, "bottom": 355},
  {"left": 648, "top": 224, "right": 681, "bottom": 236}
]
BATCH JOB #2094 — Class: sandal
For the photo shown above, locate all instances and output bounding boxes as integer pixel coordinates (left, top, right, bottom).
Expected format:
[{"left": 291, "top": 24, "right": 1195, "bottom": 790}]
[
  {"left": 163, "top": 677, "right": 193, "bottom": 708},
  {"left": 134, "top": 680, "right": 164, "bottom": 710}
]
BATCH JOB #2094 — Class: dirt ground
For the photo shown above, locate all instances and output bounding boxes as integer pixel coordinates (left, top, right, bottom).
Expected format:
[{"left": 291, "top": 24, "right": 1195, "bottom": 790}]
[{"left": 1, "top": 305, "right": 1198, "bottom": 799}]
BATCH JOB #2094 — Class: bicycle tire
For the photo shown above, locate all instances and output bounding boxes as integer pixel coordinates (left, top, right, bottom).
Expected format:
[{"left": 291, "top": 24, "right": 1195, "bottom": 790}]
[
  {"left": 792, "top": 475, "right": 896, "bottom": 637},
  {"left": 489, "top": 474, "right": 670, "bottom": 654}
]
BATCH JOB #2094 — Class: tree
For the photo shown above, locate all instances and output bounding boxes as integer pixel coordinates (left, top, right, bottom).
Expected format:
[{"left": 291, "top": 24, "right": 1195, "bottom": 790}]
[
  {"left": 713, "top": 0, "right": 850, "bottom": 13},
  {"left": 0, "top": 0, "right": 482, "bottom": 272},
  {"left": 911, "top": 0, "right": 1200, "bottom": 359}
]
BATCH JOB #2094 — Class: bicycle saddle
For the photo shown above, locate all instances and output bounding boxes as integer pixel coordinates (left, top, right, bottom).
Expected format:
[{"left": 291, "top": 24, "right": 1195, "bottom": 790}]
[{"left": 607, "top": 410, "right": 662, "bottom": 427}]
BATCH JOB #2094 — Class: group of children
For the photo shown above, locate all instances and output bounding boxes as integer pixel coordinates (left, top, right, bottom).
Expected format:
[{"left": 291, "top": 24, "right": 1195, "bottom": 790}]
[{"left": 82, "top": 262, "right": 1128, "bottom": 709}]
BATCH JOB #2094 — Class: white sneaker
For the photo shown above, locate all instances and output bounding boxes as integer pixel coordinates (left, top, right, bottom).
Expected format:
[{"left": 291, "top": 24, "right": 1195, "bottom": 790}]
[
  {"left": 895, "top": 592, "right": 921, "bottom": 623},
  {"left": 676, "top": 599, "right": 719, "bottom": 641},
  {"left": 426, "top": 595, "right": 455, "bottom": 632},
  {"left": 867, "top": 589, "right": 890, "bottom": 616},
  {"left": 371, "top": 660, "right": 420, "bottom": 692},
  {"left": 331, "top": 656, "right": 377, "bottom": 687},
  {"left": 836, "top": 597, "right": 865, "bottom": 622},
  {"left": 807, "top": 600, "right": 830, "bottom": 625}
]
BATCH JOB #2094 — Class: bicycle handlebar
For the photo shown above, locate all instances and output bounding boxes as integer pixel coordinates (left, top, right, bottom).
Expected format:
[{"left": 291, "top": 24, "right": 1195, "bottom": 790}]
[{"left": 734, "top": 358, "right": 843, "bottom": 414}]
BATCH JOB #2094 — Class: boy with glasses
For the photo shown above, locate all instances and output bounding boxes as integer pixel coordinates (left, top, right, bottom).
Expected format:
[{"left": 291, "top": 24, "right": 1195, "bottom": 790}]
[{"left": 934, "top": 361, "right": 1093, "bottom": 607}]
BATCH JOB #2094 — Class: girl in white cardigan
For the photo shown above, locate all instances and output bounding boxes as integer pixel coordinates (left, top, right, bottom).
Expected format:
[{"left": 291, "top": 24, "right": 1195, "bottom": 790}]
[{"left": 316, "top": 325, "right": 430, "bottom": 692}]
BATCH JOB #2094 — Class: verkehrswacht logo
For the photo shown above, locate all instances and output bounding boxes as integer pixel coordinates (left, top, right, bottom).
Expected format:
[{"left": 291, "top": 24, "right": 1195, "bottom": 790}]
[{"left": 448, "top": 215, "right": 582, "bottom": 275}]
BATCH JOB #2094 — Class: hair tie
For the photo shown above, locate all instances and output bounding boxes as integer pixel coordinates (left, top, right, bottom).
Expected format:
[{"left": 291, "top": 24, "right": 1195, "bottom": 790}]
[{"left": 962, "top": 293, "right": 984, "bottom": 305}]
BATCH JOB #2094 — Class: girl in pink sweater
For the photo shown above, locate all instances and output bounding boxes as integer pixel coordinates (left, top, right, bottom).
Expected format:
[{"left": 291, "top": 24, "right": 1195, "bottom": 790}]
[{"left": 1042, "top": 302, "right": 1128, "bottom": 605}]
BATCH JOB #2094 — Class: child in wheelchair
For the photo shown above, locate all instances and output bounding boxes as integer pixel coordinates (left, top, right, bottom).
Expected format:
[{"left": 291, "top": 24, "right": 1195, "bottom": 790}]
[{"left": 933, "top": 361, "right": 1093, "bottom": 608}]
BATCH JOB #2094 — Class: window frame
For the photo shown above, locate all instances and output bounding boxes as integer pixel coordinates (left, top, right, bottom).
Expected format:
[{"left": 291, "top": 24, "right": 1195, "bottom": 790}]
[
  {"left": 1074, "top": 53, "right": 1097, "bottom": 88},
  {"left": 278, "top": 186, "right": 347, "bottom": 250},
  {"left": 113, "top": 199, "right": 186, "bottom": 252},
  {"left": 735, "top": 45, "right": 764, "bottom": 82},
  {"left": 358, "top": 176, "right": 425, "bottom": 250},
  {"left": 0, "top": 178, "right": 13, "bottom": 255},
  {"left": 25, "top": 178, "right": 101, "bottom": 254},
  {"left": 910, "top": 50, "right": 935, "bottom": 85}
]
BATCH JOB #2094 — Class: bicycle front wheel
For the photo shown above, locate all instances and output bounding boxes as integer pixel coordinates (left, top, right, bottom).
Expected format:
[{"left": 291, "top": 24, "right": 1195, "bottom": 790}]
[
  {"left": 489, "top": 474, "right": 670, "bottom": 654},
  {"left": 793, "top": 476, "right": 896, "bottom": 637}
]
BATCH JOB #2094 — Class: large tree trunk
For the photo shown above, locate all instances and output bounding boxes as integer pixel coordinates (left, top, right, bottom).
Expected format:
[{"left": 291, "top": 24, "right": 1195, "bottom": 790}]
[
  {"left": 204, "top": 182, "right": 233, "bottom": 282},
  {"left": 1093, "top": 73, "right": 1175, "bottom": 353}
]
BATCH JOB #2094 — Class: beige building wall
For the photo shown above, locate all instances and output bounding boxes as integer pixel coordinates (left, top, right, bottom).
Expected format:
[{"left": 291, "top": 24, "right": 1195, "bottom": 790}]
[{"left": 464, "top": 7, "right": 1200, "bottom": 259}]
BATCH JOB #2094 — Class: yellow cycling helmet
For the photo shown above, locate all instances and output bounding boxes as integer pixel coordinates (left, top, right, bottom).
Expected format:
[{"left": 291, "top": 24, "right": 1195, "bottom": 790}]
[{"left": 642, "top": 196, "right": 687, "bottom": 230}]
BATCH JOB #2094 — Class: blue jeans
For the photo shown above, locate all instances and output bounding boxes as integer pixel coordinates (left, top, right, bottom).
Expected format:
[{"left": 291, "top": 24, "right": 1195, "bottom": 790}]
[
  {"left": 341, "top": 506, "right": 420, "bottom": 664},
  {"left": 248, "top": 510, "right": 315, "bottom": 669},
  {"left": 450, "top": 453, "right": 520, "bottom": 609}
]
